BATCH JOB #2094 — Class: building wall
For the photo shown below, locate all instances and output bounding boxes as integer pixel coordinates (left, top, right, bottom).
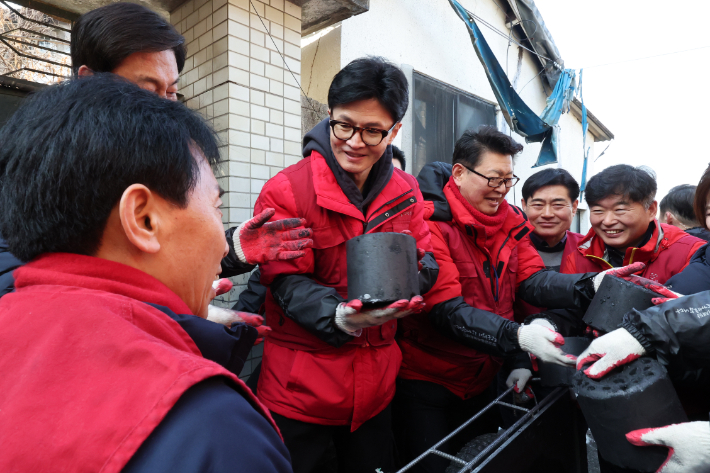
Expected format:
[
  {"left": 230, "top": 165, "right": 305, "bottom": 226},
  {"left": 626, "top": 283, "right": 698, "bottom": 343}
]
[
  {"left": 170, "top": 0, "right": 303, "bottom": 378},
  {"left": 307, "top": 0, "right": 599, "bottom": 233}
]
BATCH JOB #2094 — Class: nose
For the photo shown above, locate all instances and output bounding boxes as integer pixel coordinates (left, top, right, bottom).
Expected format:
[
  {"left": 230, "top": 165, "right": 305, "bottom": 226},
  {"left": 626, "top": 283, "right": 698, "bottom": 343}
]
[
  {"left": 223, "top": 240, "right": 229, "bottom": 259},
  {"left": 542, "top": 204, "right": 554, "bottom": 217},
  {"left": 601, "top": 211, "right": 617, "bottom": 227},
  {"left": 346, "top": 129, "right": 367, "bottom": 149}
]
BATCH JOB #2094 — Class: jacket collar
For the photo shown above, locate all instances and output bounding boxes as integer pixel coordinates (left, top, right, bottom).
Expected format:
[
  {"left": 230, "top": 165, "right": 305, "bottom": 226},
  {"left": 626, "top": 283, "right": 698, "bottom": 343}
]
[
  {"left": 310, "top": 150, "right": 411, "bottom": 222},
  {"left": 577, "top": 220, "right": 680, "bottom": 268},
  {"left": 14, "top": 253, "right": 193, "bottom": 316}
]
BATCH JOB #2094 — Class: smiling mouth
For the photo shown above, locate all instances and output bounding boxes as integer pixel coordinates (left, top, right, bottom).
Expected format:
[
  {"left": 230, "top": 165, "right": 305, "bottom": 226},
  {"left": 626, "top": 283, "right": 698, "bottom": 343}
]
[{"left": 604, "top": 229, "right": 623, "bottom": 235}]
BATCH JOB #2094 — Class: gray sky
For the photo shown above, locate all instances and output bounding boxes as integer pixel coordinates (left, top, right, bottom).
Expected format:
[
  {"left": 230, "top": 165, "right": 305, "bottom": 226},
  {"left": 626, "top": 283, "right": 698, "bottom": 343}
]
[{"left": 534, "top": 0, "right": 710, "bottom": 208}]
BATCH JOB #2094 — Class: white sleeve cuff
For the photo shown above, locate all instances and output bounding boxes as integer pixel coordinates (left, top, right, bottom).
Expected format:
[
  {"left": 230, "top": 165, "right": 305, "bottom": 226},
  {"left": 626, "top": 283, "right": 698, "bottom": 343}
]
[{"left": 233, "top": 221, "right": 248, "bottom": 264}]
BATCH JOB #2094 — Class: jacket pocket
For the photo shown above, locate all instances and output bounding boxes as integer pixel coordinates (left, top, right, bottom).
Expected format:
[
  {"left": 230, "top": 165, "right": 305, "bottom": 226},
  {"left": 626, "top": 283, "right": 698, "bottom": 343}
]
[{"left": 312, "top": 226, "right": 347, "bottom": 285}]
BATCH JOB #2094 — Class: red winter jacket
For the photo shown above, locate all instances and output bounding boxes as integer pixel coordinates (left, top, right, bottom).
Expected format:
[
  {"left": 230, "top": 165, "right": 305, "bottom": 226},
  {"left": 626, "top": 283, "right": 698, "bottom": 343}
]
[
  {"left": 398, "top": 181, "right": 545, "bottom": 399},
  {"left": 255, "top": 151, "right": 433, "bottom": 431},
  {"left": 562, "top": 222, "right": 705, "bottom": 283},
  {"left": 0, "top": 253, "right": 278, "bottom": 473}
]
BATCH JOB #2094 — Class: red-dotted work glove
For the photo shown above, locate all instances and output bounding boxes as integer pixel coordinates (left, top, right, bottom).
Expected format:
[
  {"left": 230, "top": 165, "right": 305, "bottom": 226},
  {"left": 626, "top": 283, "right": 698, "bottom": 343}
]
[
  {"left": 505, "top": 368, "right": 534, "bottom": 401},
  {"left": 622, "top": 273, "right": 682, "bottom": 305},
  {"left": 233, "top": 208, "right": 313, "bottom": 264},
  {"left": 592, "top": 262, "right": 647, "bottom": 292},
  {"left": 576, "top": 328, "right": 646, "bottom": 379},
  {"left": 208, "top": 279, "right": 271, "bottom": 344},
  {"left": 334, "top": 297, "right": 425, "bottom": 336},
  {"left": 626, "top": 421, "right": 710, "bottom": 473},
  {"left": 518, "top": 323, "right": 576, "bottom": 366}
]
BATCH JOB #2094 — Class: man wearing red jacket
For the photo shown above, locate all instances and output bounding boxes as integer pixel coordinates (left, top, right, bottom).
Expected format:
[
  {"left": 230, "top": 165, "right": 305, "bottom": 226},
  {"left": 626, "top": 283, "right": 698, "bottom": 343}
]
[
  {"left": 253, "top": 57, "right": 438, "bottom": 473},
  {"left": 516, "top": 168, "right": 587, "bottom": 333},
  {"left": 0, "top": 76, "right": 291, "bottom": 472},
  {"left": 562, "top": 164, "right": 705, "bottom": 283},
  {"left": 395, "top": 127, "right": 601, "bottom": 473}
]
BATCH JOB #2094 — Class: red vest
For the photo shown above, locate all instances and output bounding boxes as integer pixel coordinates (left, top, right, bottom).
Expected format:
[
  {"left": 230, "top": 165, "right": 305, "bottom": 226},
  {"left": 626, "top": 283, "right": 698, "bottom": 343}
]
[
  {"left": 398, "top": 183, "right": 545, "bottom": 399},
  {"left": 562, "top": 222, "right": 705, "bottom": 283},
  {"left": 0, "top": 254, "right": 278, "bottom": 473},
  {"left": 254, "top": 152, "right": 433, "bottom": 431}
]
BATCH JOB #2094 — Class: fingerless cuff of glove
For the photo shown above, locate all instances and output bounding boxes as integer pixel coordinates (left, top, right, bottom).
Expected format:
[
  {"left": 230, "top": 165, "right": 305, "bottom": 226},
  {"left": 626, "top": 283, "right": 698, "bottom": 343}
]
[
  {"left": 233, "top": 221, "right": 248, "bottom": 264},
  {"left": 620, "top": 318, "right": 654, "bottom": 353},
  {"left": 334, "top": 310, "right": 363, "bottom": 337}
]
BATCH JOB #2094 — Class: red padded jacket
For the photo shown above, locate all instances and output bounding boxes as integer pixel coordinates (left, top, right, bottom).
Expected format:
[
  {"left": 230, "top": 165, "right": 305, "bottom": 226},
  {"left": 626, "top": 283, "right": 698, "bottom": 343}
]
[
  {"left": 562, "top": 222, "right": 705, "bottom": 283},
  {"left": 398, "top": 181, "right": 545, "bottom": 399},
  {"left": 255, "top": 151, "right": 433, "bottom": 431}
]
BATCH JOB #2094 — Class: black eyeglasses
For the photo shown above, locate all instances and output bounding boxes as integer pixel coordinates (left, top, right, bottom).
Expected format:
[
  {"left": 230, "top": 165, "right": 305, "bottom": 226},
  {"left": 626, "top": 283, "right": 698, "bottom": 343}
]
[
  {"left": 329, "top": 119, "right": 397, "bottom": 146},
  {"left": 461, "top": 163, "right": 520, "bottom": 188}
]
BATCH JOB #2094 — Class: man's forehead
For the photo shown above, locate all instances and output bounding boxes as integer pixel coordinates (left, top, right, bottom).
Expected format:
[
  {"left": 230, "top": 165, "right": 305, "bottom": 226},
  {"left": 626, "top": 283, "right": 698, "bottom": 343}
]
[
  {"left": 530, "top": 185, "right": 572, "bottom": 202},
  {"left": 592, "top": 194, "right": 635, "bottom": 207}
]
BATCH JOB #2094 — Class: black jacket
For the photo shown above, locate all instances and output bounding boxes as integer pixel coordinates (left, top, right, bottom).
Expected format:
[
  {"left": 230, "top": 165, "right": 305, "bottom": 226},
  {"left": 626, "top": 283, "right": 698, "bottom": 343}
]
[
  {"left": 685, "top": 226, "right": 710, "bottom": 242},
  {"left": 416, "top": 162, "right": 596, "bottom": 357},
  {"left": 666, "top": 243, "right": 710, "bottom": 296},
  {"left": 623, "top": 291, "right": 710, "bottom": 387}
]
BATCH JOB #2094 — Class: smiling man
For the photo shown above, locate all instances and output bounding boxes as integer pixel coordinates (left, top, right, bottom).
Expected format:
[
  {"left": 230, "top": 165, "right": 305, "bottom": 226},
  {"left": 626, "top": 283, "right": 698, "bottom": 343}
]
[
  {"left": 0, "top": 76, "right": 291, "bottom": 472},
  {"left": 252, "top": 57, "right": 438, "bottom": 473},
  {"left": 562, "top": 164, "right": 704, "bottom": 283}
]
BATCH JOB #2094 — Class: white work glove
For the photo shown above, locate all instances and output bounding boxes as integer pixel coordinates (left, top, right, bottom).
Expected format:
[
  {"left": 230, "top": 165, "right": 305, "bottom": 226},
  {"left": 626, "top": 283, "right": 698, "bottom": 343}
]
[
  {"left": 518, "top": 323, "right": 576, "bottom": 366},
  {"left": 576, "top": 328, "right": 646, "bottom": 379},
  {"left": 592, "top": 262, "right": 647, "bottom": 292},
  {"left": 334, "top": 297, "right": 425, "bottom": 336},
  {"left": 506, "top": 368, "right": 533, "bottom": 399},
  {"left": 626, "top": 422, "right": 710, "bottom": 473}
]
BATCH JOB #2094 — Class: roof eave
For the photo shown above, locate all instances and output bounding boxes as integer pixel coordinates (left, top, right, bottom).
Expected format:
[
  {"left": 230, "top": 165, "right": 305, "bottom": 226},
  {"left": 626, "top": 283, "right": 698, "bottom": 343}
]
[{"left": 570, "top": 98, "right": 614, "bottom": 142}]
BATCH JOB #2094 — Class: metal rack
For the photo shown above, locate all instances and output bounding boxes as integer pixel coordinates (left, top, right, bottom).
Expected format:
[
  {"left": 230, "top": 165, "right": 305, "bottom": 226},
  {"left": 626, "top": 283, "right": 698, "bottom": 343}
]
[{"left": 396, "top": 381, "right": 587, "bottom": 473}]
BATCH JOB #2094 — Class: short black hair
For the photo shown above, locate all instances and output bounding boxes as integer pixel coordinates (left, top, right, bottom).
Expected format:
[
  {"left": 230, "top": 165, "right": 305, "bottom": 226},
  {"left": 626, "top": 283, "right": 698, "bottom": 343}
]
[
  {"left": 392, "top": 145, "right": 406, "bottom": 170},
  {"left": 585, "top": 164, "right": 657, "bottom": 208},
  {"left": 328, "top": 56, "right": 409, "bottom": 123},
  {"left": 452, "top": 125, "right": 523, "bottom": 169},
  {"left": 659, "top": 184, "right": 699, "bottom": 227},
  {"left": 522, "top": 168, "right": 580, "bottom": 202},
  {"left": 0, "top": 74, "right": 220, "bottom": 262},
  {"left": 71, "top": 3, "right": 186, "bottom": 75}
]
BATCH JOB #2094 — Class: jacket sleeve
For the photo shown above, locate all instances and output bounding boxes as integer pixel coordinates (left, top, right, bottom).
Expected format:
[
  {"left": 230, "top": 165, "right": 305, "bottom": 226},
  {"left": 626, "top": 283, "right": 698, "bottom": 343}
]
[
  {"left": 517, "top": 269, "right": 597, "bottom": 311},
  {"left": 407, "top": 177, "right": 438, "bottom": 294},
  {"left": 220, "top": 226, "right": 257, "bottom": 278},
  {"left": 122, "top": 378, "right": 291, "bottom": 473},
  {"left": 233, "top": 269, "right": 267, "bottom": 314},
  {"left": 622, "top": 291, "right": 710, "bottom": 371},
  {"left": 423, "top": 221, "right": 521, "bottom": 357},
  {"left": 270, "top": 274, "right": 351, "bottom": 348}
]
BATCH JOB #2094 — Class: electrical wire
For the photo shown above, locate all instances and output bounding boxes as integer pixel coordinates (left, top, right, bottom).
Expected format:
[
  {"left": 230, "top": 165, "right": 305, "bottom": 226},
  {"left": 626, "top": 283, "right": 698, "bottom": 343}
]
[
  {"left": 583, "top": 44, "right": 710, "bottom": 70},
  {"left": 248, "top": 0, "right": 322, "bottom": 116}
]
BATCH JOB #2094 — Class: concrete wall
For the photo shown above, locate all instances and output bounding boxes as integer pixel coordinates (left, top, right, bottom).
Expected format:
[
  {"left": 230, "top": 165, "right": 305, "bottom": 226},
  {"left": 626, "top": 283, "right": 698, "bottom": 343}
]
[
  {"left": 308, "top": 0, "right": 599, "bottom": 233},
  {"left": 171, "top": 0, "right": 303, "bottom": 378}
]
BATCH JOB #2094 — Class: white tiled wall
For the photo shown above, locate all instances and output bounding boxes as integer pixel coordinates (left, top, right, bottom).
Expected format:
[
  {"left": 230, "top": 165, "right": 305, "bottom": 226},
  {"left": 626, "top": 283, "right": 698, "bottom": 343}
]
[{"left": 171, "top": 0, "right": 302, "bottom": 378}]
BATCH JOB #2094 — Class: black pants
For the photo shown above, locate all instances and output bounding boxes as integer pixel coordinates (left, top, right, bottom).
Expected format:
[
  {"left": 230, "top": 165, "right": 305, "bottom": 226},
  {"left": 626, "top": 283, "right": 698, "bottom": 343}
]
[
  {"left": 392, "top": 378, "right": 500, "bottom": 473},
  {"left": 272, "top": 405, "right": 396, "bottom": 473}
]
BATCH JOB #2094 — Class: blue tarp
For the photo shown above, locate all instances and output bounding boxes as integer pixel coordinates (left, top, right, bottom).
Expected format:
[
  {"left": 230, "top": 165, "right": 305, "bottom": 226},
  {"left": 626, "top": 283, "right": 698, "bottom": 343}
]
[
  {"left": 447, "top": 0, "right": 577, "bottom": 168},
  {"left": 579, "top": 69, "right": 590, "bottom": 194}
]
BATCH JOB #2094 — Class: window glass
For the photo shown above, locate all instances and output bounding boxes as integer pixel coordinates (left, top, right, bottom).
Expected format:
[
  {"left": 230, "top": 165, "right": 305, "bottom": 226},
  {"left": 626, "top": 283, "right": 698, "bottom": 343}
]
[{"left": 413, "top": 72, "right": 496, "bottom": 176}]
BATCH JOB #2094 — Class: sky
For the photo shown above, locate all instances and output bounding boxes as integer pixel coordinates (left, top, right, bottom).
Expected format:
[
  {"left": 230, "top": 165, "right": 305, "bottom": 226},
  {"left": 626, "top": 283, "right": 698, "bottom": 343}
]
[{"left": 533, "top": 0, "right": 710, "bottom": 208}]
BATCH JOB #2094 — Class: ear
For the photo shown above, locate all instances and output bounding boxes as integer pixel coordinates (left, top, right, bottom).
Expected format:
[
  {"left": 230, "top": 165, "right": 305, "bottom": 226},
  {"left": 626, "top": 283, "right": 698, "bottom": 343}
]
[
  {"left": 386, "top": 122, "right": 403, "bottom": 145},
  {"left": 452, "top": 163, "right": 467, "bottom": 186},
  {"left": 77, "top": 65, "right": 93, "bottom": 77},
  {"left": 571, "top": 199, "right": 579, "bottom": 216},
  {"left": 663, "top": 211, "right": 673, "bottom": 225},
  {"left": 118, "top": 184, "right": 162, "bottom": 254},
  {"left": 520, "top": 198, "right": 526, "bottom": 211},
  {"left": 647, "top": 200, "right": 658, "bottom": 220}
]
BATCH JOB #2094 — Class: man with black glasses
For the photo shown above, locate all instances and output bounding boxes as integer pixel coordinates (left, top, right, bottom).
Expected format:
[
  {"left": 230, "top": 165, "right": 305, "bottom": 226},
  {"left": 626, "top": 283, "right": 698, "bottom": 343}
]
[
  {"left": 395, "top": 127, "right": 607, "bottom": 473},
  {"left": 251, "top": 57, "right": 437, "bottom": 473}
]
